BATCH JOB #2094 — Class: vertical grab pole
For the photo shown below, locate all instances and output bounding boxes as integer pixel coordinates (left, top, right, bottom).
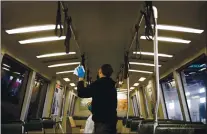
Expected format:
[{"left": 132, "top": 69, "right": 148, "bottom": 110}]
[
  {"left": 152, "top": 6, "right": 159, "bottom": 134},
  {"left": 127, "top": 76, "right": 130, "bottom": 119}
]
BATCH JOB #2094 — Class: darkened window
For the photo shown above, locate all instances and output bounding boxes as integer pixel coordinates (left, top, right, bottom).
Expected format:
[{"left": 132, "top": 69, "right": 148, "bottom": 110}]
[
  {"left": 1, "top": 54, "right": 30, "bottom": 123},
  {"left": 27, "top": 74, "right": 49, "bottom": 119},
  {"left": 179, "top": 56, "right": 207, "bottom": 123},
  {"left": 160, "top": 74, "right": 183, "bottom": 120}
]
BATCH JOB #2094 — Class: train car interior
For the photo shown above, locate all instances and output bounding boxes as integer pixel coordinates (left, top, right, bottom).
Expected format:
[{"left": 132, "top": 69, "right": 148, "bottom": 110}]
[{"left": 1, "top": 1, "right": 207, "bottom": 134}]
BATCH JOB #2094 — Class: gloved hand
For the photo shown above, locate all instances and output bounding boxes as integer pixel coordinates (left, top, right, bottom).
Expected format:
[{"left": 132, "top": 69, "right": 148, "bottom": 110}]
[{"left": 74, "top": 65, "right": 85, "bottom": 78}]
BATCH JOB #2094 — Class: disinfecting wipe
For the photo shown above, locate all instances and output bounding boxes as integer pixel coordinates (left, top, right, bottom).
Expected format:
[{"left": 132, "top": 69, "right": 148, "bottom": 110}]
[{"left": 74, "top": 65, "right": 85, "bottom": 76}]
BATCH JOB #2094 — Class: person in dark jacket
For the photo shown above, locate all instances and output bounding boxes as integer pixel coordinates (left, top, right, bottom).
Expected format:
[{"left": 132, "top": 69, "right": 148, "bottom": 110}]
[{"left": 75, "top": 64, "right": 117, "bottom": 134}]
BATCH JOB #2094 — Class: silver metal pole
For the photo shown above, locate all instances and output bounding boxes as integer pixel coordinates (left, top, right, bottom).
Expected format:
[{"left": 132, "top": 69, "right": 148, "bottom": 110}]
[
  {"left": 152, "top": 6, "right": 159, "bottom": 134},
  {"left": 127, "top": 76, "right": 130, "bottom": 119}
]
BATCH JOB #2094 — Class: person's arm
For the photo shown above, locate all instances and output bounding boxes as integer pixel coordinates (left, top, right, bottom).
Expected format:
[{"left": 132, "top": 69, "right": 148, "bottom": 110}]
[{"left": 77, "top": 78, "right": 96, "bottom": 98}]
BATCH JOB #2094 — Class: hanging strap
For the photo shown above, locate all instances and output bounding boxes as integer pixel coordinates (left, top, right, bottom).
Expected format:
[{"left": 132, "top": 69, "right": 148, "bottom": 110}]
[
  {"left": 86, "top": 69, "right": 90, "bottom": 85},
  {"left": 135, "top": 24, "right": 141, "bottom": 59},
  {"left": 55, "top": 1, "right": 63, "bottom": 37},
  {"left": 63, "top": 7, "right": 69, "bottom": 34},
  {"left": 81, "top": 54, "right": 85, "bottom": 69},
  {"left": 124, "top": 52, "right": 129, "bottom": 79},
  {"left": 64, "top": 16, "right": 72, "bottom": 54},
  {"left": 140, "top": 1, "right": 155, "bottom": 41}
]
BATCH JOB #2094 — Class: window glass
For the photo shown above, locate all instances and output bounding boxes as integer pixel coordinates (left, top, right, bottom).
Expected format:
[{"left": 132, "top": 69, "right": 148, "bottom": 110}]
[
  {"left": 161, "top": 74, "right": 183, "bottom": 120},
  {"left": 180, "top": 56, "right": 206, "bottom": 123},
  {"left": 1, "top": 55, "right": 30, "bottom": 123},
  {"left": 27, "top": 74, "right": 49, "bottom": 119},
  {"left": 51, "top": 81, "right": 64, "bottom": 117},
  {"left": 72, "top": 97, "right": 77, "bottom": 116},
  {"left": 132, "top": 96, "right": 139, "bottom": 117},
  {"left": 131, "top": 97, "right": 136, "bottom": 116}
]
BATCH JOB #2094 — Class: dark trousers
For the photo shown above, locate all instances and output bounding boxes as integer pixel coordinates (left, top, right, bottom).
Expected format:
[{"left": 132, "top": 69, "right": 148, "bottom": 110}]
[{"left": 94, "top": 122, "right": 117, "bottom": 134}]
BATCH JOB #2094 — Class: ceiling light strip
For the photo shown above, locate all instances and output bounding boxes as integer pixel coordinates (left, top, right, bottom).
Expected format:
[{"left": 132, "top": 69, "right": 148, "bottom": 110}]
[
  {"left": 36, "top": 52, "right": 76, "bottom": 58},
  {"left": 2, "top": 67, "right": 10, "bottom": 71},
  {"left": 129, "top": 62, "right": 161, "bottom": 67},
  {"left": 19, "top": 36, "right": 66, "bottom": 44},
  {"left": 156, "top": 24, "right": 204, "bottom": 34},
  {"left": 48, "top": 62, "right": 80, "bottom": 68},
  {"left": 133, "top": 51, "right": 173, "bottom": 58},
  {"left": 3, "top": 64, "right": 11, "bottom": 68},
  {"left": 6, "top": 24, "right": 63, "bottom": 34},
  {"left": 129, "top": 69, "right": 153, "bottom": 74},
  {"left": 140, "top": 36, "right": 191, "bottom": 44},
  {"left": 63, "top": 78, "right": 70, "bottom": 82},
  {"left": 139, "top": 77, "right": 146, "bottom": 81},
  {"left": 56, "top": 70, "right": 74, "bottom": 74}
]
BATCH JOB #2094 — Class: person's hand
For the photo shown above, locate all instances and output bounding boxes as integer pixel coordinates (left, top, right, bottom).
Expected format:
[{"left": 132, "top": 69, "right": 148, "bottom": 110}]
[{"left": 74, "top": 65, "right": 85, "bottom": 78}]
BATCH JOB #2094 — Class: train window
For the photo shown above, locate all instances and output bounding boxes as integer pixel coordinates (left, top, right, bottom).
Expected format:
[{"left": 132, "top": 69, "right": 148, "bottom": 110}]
[
  {"left": 160, "top": 74, "right": 183, "bottom": 120},
  {"left": 131, "top": 95, "right": 139, "bottom": 117},
  {"left": 27, "top": 74, "right": 49, "bottom": 119},
  {"left": 131, "top": 97, "right": 136, "bottom": 116},
  {"left": 51, "top": 82, "right": 64, "bottom": 117},
  {"left": 69, "top": 95, "right": 76, "bottom": 116},
  {"left": 1, "top": 54, "right": 30, "bottom": 123},
  {"left": 72, "top": 97, "right": 77, "bottom": 115},
  {"left": 179, "top": 56, "right": 206, "bottom": 123}
]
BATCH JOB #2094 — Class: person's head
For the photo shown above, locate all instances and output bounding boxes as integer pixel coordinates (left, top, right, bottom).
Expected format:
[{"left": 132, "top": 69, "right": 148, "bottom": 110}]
[
  {"left": 87, "top": 102, "right": 92, "bottom": 112},
  {"left": 98, "top": 64, "right": 113, "bottom": 78}
]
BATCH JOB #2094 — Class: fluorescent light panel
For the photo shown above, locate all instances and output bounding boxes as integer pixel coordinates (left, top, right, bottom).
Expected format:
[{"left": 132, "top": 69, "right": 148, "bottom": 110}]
[
  {"left": 130, "top": 87, "right": 135, "bottom": 90},
  {"left": 13, "top": 72, "right": 21, "bottom": 75},
  {"left": 129, "top": 69, "right": 153, "bottom": 74},
  {"left": 19, "top": 36, "right": 66, "bottom": 44},
  {"left": 6, "top": 24, "right": 63, "bottom": 34},
  {"left": 133, "top": 51, "right": 173, "bottom": 58},
  {"left": 133, "top": 83, "right": 139, "bottom": 86},
  {"left": 192, "top": 96, "right": 199, "bottom": 99},
  {"left": 119, "top": 81, "right": 123, "bottom": 85},
  {"left": 185, "top": 92, "right": 190, "bottom": 96},
  {"left": 189, "top": 72, "right": 196, "bottom": 75},
  {"left": 156, "top": 24, "right": 204, "bottom": 34},
  {"left": 200, "top": 97, "right": 206, "bottom": 103},
  {"left": 129, "top": 62, "right": 161, "bottom": 67},
  {"left": 48, "top": 62, "right": 80, "bottom": 68},
  {"left": 70, "top": 83, "right": 75, "bottom": 87},
  {"left": 199, "top": 88, "right": 205, "bottom": 93},
  {"left": 3, "top": 64, "right": 11, "bottom": 68},
  {"left": 139, "top": 77, "right": 146, "bottom": 82},
  {"left": 140, "top": 36, "right": 191, "bottom": 44},
  {"left": 37, "top": 52, "right": 76, "bottom": 58},
  {"left": 56, "top": 70, "right": 74, "bottom": 74},
  {"left": 2, "top": 67, "right": 10, "bottom": 71},
  {"left": 63, "top": 78, "right": 70, "bottom": 82},
  {"left": 199, "top": 68, "right": 206, "bottom": 71}
]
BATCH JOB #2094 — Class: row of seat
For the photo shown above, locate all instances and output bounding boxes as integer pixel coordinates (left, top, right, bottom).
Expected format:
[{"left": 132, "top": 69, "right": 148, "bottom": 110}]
[
  {"left": 2, "top": 117, "right": 56, "bottom": 134},
  {"left": 122, "top": 116, "right": 207, "bottom": 134}
]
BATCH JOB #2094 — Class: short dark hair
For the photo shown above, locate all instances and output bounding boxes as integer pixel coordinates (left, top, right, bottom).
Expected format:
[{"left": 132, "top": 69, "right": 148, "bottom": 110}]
[{"left": 101, "top": 64, "right": 113, "bottom": 77}]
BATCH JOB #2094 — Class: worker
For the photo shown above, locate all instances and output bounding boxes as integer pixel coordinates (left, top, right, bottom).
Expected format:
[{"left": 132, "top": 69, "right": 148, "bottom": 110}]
[
  {"left": 75, "top": 64, "right": 117, "bottom": 134},
  {"left": 84, "top": 102, "right": 94, "bottom": 133}
]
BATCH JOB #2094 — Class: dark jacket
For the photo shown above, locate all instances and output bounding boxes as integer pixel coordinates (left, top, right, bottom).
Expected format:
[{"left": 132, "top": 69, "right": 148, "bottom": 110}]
[{"left": 77, "top": 77, "right": 117, "bottom": 124}]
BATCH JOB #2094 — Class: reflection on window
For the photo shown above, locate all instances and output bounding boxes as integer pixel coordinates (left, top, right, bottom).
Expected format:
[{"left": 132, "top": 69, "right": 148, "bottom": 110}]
[
  {"left": 180, "top": 56, "right": 206, "bottom": 123},
  {"left": 131, "top": 95, "right": 139, "bottom": 117},
  {"left": 1, "top": 55, "right": 30, "bottom": 123},
  {"left": 51, "top": 82, "right": 64, "bottom": 117},
  {"left": 27, "top": 74, "right": 49, "bottom": 119},
  {"left": 161, "top": 74, "right": 183, "bottom": 120}
]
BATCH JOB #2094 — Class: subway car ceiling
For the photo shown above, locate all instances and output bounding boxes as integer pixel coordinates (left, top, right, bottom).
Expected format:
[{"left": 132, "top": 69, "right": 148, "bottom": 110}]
[{"left": 1, "top": 1, "right": 207, "bottom": 89}]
